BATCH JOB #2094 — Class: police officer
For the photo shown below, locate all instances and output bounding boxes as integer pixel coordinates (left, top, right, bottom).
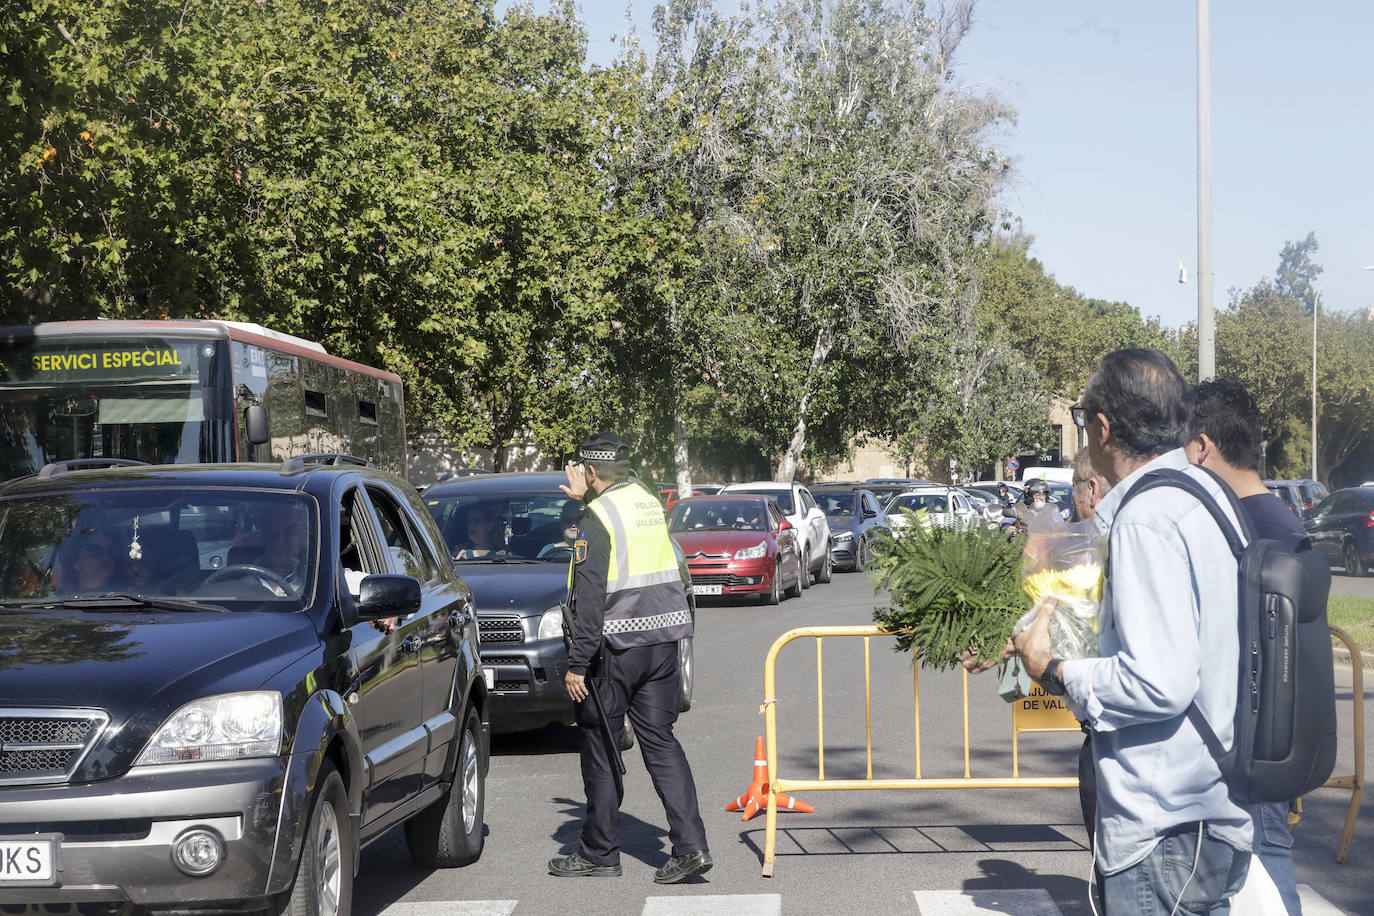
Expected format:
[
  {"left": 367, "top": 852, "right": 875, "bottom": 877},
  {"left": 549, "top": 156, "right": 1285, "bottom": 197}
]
[{"left": 548, "top": 432, "right": 712, "bottom": 884}]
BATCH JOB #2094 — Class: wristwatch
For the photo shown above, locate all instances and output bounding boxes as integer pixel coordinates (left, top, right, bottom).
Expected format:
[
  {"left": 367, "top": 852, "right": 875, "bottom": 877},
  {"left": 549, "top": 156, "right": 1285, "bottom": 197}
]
[{"left": 1039, "top": 657, "right": 1067, "bottom": 696}]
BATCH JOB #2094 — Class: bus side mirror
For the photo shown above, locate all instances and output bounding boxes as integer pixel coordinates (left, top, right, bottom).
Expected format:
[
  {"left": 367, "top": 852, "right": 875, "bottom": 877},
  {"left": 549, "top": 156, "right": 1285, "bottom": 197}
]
[{"left": 244, "top": 405, "right": 270, "bottom": 445}]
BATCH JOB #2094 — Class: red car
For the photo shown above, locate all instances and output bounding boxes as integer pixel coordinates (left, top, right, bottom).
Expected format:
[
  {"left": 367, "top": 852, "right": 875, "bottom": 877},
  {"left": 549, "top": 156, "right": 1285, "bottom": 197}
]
[{"left": 667, "top": 495, "right": 804, "bottom": 605}]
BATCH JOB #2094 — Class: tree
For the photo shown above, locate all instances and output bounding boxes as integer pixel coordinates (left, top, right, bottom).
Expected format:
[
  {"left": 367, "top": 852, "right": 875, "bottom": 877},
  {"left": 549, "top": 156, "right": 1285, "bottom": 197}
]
[
  {"left": 737, "top": 0, "right": 1010, "bottom": 480},
  {"left": 1275, "top": 231, "right": 1322, "bottom": 314}
]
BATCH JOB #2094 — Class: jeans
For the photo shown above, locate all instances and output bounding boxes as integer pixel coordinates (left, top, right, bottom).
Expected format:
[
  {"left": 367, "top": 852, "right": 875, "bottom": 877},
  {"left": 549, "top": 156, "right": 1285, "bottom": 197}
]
[
  {"left": 1102, "top": 823, "right": 1248, "bottom": 915},
  {"left": 1252, "top": 801, "right": 1302, "bottom": 915}
]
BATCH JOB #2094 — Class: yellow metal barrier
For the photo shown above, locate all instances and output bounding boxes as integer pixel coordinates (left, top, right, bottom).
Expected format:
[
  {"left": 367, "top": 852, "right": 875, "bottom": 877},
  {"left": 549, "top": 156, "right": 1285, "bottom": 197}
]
[
  {"left": 759, "top": 626, "right": 1078, "bottom": 878},
  {"left": 1324, "top": 625, "right": 1365, "bottom": 863}
]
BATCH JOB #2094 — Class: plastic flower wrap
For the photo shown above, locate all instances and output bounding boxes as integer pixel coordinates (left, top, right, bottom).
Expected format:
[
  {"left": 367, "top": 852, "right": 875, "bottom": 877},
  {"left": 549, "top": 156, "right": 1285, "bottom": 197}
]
[{"left": 998, "top": 510, "right": 1105, "bottom": 701}]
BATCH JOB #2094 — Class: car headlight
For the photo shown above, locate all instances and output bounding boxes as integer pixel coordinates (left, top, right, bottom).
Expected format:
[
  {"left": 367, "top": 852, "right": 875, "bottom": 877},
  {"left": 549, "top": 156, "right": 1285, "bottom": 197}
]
[
  {"left": 833, "top": 532, "right": 854, "bottom": 543},
  {"left": 735, "top": 541, "right": 768, "bottom": 560},
  {"left": 135, "top": 691, "right": 282, "bottom": 765},
  {"left": 538, "top": 605, "right": 565, "bottom": 640}
]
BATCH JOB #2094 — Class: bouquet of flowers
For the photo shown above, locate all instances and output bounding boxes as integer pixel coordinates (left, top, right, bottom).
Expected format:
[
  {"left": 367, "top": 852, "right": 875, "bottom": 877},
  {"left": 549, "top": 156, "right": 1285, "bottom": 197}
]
[
  {"left": 999, "top": 510, "right": 1105, "bottom": 700},
  {"left": 871, "top": 514, "right": 1025, "bottom": 670}
]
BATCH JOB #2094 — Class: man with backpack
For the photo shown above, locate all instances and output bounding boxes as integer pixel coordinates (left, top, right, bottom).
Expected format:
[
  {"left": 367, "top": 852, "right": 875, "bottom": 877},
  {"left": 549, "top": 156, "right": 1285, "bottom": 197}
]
[
  {"left": 1012, "top": 349, "right": 1252, "bottom": 913},
  {"left": 1185, "top": 379, "right": 1308, "bottom": 915}
]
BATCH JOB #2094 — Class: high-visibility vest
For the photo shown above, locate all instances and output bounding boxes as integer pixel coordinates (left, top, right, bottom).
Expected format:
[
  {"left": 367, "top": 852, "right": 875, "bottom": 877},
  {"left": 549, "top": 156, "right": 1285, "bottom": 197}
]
[{"left": 585, "top": 481, "right": 692, "bottom": 649}]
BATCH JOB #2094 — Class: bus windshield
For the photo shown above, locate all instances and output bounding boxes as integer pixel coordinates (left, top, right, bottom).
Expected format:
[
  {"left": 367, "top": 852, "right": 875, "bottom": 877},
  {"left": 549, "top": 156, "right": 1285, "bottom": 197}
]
[{"left": 0, "top": 337, "right": 228, "bottom": 479}]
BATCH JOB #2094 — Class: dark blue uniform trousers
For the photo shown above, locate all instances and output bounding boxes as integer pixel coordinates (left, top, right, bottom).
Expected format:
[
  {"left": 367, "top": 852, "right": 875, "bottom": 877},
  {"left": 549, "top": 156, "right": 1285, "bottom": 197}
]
[{"left": 576, "top": 640, "right": 708, "bottom": 865}]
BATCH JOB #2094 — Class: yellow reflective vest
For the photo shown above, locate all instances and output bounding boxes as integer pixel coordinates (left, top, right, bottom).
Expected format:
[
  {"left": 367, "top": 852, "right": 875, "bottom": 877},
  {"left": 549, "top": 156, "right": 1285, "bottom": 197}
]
[{"left": 584, "top": 482, "right": 692, "bottom": 649}]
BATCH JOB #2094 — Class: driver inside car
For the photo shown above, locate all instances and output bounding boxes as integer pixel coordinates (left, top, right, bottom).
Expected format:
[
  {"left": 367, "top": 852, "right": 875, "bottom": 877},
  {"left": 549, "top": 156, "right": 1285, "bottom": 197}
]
[
  {"left": 537, "top": 500, "right": 582, "bottom": 558},
  {"left": 229, "top": 506, "right": 310, "bottom": 596}
]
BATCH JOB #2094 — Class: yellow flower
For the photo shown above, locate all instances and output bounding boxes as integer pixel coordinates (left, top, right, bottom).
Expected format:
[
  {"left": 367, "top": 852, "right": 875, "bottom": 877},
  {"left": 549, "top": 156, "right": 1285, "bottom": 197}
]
[
  {"left": 1022, "top": 562, "right": 1103, "bottom": 604},
  {"left": 79, "top": 131, "right": 92, "bottom": 141},
  {"left": 42, "top": 146, "right": 57, "bottom": 162}
]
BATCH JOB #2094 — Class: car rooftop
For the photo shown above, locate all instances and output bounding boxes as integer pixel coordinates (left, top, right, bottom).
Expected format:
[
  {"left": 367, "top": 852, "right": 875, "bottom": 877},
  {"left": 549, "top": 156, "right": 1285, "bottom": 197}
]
[{"left": 0, "top": 458, "right": 391, "bottom": 497}]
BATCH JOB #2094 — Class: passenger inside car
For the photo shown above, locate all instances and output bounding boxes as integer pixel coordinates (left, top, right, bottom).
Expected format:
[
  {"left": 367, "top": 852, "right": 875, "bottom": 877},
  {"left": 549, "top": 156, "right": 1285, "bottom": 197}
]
[
  {"left": 453, "top": 505, "right": 506, "bottom": 559},
  {"left": 56, "top": 531, "right": 118, "bottom": 595}
]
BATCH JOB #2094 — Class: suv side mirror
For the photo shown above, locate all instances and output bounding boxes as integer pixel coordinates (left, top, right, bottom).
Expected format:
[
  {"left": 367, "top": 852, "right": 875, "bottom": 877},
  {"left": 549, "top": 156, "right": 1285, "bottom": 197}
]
[
  {"left": 863, "top": 508, "right": 877, "bottom": 519},
  {"left": 244, "top": 405, "right": 270, "bottom": 445},
  {"left": 356, "top": 574, "right": 421, "bottom": 621},
  {"left": 778, "top": 519, "right": 793, "bottom": 532}
]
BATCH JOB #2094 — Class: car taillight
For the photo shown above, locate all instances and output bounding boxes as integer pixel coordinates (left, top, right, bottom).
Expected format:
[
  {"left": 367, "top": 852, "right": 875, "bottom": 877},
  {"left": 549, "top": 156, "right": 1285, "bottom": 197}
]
[{"left": 1366, "top": 510, "right": 1374, "bottom": 528}]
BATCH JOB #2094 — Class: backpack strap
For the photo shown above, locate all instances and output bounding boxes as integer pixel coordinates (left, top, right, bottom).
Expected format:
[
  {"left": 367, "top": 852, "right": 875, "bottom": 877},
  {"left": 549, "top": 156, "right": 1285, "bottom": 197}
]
[{"left": 1108, "top": 466, "right": 1253, "bottom": 772}]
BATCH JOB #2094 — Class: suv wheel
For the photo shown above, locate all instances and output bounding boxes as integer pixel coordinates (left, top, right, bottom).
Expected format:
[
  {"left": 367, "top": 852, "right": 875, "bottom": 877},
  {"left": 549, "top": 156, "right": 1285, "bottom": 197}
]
[
  {"left": 1344, "top": 541, "right": 1366, "bottom": 577},
  {"left": 277, "top": 760, "right": 351, "bottom": 916},
  {"left": 853, "top": 540, "right": 867, "bottom": 572},
  {"left": 799, "top": 549, "right": 812, "bottom": 589},
  {"left": 677, "top": 637, "right": 694, "bottom": 712},
  {"left": 405, "top": 705, "right": 485, "bottom": 867},
  {"left": 816, "top": 544, "right": 833, "bottom": 583}
]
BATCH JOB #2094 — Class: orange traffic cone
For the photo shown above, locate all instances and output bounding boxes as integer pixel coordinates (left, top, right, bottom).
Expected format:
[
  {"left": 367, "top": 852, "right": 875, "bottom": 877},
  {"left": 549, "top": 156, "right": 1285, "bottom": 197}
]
[{"left": 724, "top": 737, "right": 814, "bottom": 822}]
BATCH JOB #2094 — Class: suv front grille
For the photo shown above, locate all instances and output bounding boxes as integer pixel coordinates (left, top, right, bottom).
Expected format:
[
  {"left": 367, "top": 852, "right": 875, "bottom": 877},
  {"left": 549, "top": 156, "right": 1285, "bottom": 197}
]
[
  {"left": 477, "top": 615, "right": 524, "bottom": 646},
  {"left": 0, "top": 708, "right": 108, "bottom": 786}
]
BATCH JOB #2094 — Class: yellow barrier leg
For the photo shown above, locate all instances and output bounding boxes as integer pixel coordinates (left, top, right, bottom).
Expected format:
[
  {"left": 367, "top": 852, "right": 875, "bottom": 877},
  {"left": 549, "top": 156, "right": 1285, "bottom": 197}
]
[{"left": 1326, "top": 626, "right": 1365, "bottom": 863}]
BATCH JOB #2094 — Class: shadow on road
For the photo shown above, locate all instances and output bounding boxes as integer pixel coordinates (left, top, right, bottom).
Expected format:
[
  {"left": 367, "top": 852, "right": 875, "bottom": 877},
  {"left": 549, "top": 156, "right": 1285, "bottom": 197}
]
[
  {"left": 491, "top": 724, "right": 580, "bottom": 756},
  {"left": 549, "top": 795, "right": 696, "bottom": 874}
]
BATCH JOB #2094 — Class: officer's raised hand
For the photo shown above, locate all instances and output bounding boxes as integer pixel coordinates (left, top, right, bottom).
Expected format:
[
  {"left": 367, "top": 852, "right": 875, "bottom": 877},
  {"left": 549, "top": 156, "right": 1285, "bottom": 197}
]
[{"left": 560, "top": 461, "right": 590, "bottom": 501}]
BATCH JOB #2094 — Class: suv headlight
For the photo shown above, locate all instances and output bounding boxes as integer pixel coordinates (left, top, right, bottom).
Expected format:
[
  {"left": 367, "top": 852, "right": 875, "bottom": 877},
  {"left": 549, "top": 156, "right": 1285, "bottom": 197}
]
[
  {"left": 135, "top": 692, "right": 282, "bottom": 765},
  {"left": 735, "top": 541, "right": 768, "bottom": 560},
  {"left": 538, "top": 605, "right": 565, "bottom": 640},
  {"left": 833, "top": 531, "right": 853, "bottom": 543}
]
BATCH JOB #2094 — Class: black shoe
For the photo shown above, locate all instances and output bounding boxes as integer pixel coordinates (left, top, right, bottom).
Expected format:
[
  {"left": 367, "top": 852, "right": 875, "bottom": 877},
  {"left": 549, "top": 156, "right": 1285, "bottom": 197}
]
[
  {"left": 549, "top": 852, "right": 622, "bottom": 878},
  {"left": 653, "top": 850, "right": 713, "bottom": 884}
]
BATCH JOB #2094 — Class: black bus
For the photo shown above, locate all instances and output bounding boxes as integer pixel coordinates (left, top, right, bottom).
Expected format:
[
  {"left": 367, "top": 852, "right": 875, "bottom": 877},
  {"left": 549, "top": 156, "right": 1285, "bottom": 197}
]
[{"left": 0, "top": 320, "right": 406, "bottom": 479}]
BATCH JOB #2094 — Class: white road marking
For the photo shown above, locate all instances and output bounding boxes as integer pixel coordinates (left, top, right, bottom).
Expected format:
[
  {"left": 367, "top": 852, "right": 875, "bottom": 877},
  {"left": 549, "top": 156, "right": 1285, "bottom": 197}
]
[
  {"left": 1298, "top": 884, "right": 1348, "bottom": 915},
  {"left": 641, "top": 895, "right": 782, "bottom": 915},
  {"left": 380, "top": 902, "right": 518, "bottom": 916},
  {"left": 913, "top": 889, "right": 1062, "bottom": 915}
]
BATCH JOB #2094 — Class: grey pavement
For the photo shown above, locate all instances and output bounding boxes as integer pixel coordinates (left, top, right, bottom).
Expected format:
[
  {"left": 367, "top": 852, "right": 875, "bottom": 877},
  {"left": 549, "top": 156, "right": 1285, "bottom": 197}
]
[{"left": 352, "top": 570, "right": 1372, "bottom": 915}]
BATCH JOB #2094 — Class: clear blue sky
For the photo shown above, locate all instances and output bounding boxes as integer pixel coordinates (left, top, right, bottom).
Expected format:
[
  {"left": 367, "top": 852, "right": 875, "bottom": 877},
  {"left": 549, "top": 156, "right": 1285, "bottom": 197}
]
[{"left": 513, "top": 0, "right": 1374, "bottom": 329}]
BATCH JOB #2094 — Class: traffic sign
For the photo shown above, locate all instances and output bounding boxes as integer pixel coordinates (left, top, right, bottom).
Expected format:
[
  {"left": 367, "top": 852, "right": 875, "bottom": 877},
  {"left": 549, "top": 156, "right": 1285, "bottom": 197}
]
[{"left": 1006, "top": 458, "right": 1020, "bottom": 472}]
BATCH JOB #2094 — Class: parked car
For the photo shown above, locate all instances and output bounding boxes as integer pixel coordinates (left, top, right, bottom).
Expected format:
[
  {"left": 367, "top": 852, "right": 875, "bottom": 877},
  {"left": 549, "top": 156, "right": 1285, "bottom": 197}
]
[
  {"left": 958, "top": 487, "right": 1004, "bottom": 523},
  {"left": 422, "top": 473, "right": 694, "bottom": 732},
  {"left": 885, "top": 486, "right": 983, "bottom": 533},
  {"left": 1265, "top": 478, "right": 1331, "bottom": 519},
  {"left": 667, "top": 495, "right": 804, "bottom": 604},
  {"left": 809, "top": 484, "right": 890, "bottom": 571},
  {"left": 719, "top": 481, "right": 833, "bottom": 586},
  {"left": 0, "top": 455, "right": 487, "bottom": 914},
  {"left": 1303, "top": 486, "right": 1374, "bottom": 577}
]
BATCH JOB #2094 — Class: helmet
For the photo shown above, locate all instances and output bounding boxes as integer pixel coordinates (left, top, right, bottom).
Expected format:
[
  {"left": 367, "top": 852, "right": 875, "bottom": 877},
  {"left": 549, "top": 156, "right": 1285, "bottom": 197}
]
[{"left": 1023, "top": 479, "right": 1051, "bottom": 505}]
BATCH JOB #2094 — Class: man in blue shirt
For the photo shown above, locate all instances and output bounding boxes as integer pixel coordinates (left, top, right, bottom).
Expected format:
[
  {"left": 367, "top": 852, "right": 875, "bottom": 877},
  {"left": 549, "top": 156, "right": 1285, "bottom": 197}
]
[
  {"left": 1186, "top": 378, "right": 1305, "bottom": 915},
  {"left": 1013, "top": 349, "right": 1251, "bottom": 914}
]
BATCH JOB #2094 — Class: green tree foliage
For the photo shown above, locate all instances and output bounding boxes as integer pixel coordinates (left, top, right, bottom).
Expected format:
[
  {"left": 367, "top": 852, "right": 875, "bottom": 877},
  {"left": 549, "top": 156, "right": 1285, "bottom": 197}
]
[{"left": 1275, "top": 231, "right": 1322, "bottom": 314}]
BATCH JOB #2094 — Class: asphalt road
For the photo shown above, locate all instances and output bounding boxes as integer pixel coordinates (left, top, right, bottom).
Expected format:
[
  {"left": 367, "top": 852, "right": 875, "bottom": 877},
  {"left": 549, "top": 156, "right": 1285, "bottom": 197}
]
[{"left": 352, "top": 569, "right": 1374, "bottom": 916}]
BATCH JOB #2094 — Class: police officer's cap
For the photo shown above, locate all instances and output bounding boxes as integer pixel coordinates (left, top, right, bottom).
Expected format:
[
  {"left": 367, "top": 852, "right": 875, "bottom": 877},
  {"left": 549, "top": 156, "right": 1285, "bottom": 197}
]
[{"left": 578, "top": 432, "right": 631, "bottom": 463}]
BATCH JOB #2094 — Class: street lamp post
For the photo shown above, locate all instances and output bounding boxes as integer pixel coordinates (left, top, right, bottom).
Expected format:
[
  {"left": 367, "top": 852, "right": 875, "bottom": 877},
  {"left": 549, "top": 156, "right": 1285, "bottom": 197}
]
[{"left": 1311, "top": 265, "right": 1374, "bottom": 480}]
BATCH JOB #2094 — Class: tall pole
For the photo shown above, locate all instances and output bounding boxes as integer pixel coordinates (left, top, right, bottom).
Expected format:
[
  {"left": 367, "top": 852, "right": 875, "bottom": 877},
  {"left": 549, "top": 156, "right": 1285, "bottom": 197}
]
[{"left": 1196, "top": 0, "right": 1214, "bottom": 381}]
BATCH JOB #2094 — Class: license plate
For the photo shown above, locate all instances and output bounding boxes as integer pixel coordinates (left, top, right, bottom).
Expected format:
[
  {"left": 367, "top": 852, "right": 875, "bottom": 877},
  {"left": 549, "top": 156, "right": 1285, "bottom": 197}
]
[
  {"left": 482, "top": 667, "right": 495, "bottom": 690},
  {"left": 0, "top": 834, "right": 59, "bottom": 886},
  {"left": 693, "top": 584, "right": 723, "bottom": 596}
]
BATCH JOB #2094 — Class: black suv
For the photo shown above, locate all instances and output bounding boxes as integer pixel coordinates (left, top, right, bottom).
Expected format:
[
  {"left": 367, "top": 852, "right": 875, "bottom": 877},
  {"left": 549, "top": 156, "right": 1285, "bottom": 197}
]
[
  {"left": 0, "top": 456, "right": 487, "bottom": 915},
  {"left": 422, "top": 472, "right": 693, "bottom": 734}
]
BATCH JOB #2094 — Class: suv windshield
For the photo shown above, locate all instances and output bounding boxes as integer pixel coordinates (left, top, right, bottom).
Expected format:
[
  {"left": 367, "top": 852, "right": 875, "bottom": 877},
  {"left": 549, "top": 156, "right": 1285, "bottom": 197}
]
[
  {"left": 727, "top": 488, "right": 793, "bottom": 514},
  {"left": 668, "top": 499, "right": 768, "bottom": 532},
  {"left": 814, "top": 492, "right": 856, "bottom": 517},
  {"left": 425, "top": 491, "right": 583, "bottom": 561},
  {"left": 0, "top": 488, "right": 316, "bottom": 608}
]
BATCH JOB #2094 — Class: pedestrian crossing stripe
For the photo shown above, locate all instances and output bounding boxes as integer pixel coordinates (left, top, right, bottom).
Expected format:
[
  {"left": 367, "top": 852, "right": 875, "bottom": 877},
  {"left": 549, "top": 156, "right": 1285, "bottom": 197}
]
[{"left": 376, "top": 884, "right": 1347, "bottom": 915}]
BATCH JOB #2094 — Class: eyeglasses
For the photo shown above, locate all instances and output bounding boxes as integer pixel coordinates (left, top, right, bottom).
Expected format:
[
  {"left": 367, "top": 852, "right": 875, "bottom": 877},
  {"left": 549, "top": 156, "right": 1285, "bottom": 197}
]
[{"left": 1070, "top": 404, "right": 1088, "bottom": 428}]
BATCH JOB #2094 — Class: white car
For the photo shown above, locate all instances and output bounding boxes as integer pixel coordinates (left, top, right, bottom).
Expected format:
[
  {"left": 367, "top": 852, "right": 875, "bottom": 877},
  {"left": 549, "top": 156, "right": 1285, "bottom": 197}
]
[
  {"left": 720, "top": 481, "right": 833, "bottom": 586},
  {"left": 884, "top": 487, "right": 985, "bottom": 533}
]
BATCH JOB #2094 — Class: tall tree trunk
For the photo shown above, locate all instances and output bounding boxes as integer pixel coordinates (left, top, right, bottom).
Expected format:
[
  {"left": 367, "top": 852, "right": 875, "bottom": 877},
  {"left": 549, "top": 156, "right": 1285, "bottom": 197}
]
[
  {"left": 775, "top": 323, "right": 834, "bottom": 481},
  {"left": 673, "top": 398, "right": 692, "bottom": 494}
]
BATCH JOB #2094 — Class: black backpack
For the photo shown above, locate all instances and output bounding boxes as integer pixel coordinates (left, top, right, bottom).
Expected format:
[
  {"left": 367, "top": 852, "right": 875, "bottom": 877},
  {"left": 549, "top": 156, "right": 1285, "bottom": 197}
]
[{"left": 1114, "top": 468, "right": 1336, "bottom": 803}]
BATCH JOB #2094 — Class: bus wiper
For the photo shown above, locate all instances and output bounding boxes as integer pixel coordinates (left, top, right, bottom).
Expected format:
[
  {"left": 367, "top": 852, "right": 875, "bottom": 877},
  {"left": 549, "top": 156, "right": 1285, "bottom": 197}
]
[{"left": 5, "top": 594, "right": 229, "bottom": 613}]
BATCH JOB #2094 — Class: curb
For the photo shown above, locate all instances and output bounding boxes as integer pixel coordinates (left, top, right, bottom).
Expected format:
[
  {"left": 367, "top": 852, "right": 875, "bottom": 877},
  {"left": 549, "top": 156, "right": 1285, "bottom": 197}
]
[{"left": 1331, "top": 643, "right": 1374, "bottom": 670}]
